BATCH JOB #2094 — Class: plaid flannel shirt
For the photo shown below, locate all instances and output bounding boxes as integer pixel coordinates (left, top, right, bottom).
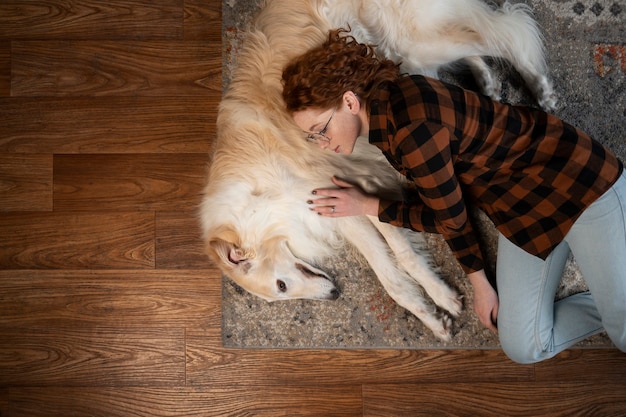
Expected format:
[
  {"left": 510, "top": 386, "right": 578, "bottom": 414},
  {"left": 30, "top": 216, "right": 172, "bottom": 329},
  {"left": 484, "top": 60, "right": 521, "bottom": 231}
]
[{"left": 369, "top": 75, "right": 623, "bottom": 274}]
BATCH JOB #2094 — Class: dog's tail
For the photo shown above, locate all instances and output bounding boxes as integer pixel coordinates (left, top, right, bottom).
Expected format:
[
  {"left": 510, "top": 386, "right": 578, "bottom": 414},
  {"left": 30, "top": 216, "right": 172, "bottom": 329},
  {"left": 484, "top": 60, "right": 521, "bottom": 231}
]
[{"left": 470, "top": 1, "right": 547, "bottom": 74}]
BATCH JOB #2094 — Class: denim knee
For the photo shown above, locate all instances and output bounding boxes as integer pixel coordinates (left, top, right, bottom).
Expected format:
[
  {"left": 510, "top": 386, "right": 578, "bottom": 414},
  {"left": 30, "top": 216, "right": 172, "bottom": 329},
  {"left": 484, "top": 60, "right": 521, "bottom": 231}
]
[{"left": 499, "top": 331, "right": 549, "bottom": 364}]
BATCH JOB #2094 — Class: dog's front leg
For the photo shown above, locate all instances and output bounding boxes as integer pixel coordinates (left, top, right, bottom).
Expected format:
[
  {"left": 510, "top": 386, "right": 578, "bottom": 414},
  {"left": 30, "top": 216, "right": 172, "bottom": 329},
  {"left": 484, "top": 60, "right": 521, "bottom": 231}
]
[{"left": 337, "top": 216, "right": 454, "bottom": 341}]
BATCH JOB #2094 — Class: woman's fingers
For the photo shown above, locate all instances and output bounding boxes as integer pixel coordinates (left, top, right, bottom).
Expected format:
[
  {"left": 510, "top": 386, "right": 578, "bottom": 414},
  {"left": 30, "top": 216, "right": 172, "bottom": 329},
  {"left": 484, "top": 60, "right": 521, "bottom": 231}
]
[
  {"left": 307, "top": 196, "right": 340, "bottom": 216},
  {"left": 309, "top": 177, "right": 372, "bottom": 217}
]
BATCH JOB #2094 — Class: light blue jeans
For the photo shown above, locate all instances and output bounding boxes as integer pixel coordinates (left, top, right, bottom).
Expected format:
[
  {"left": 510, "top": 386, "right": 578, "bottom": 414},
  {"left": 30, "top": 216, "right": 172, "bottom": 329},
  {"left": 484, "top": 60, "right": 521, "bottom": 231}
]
[{"left": 496, "top": 172, "right": 626, "bottom": 364}]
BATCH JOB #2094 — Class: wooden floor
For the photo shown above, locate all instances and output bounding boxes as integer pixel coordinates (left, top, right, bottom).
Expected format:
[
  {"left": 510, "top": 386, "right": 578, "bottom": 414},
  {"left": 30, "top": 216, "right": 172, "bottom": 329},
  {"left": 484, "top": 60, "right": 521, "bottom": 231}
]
[{"left": 1, "top": 1, "right": 625, "bottom": 416}]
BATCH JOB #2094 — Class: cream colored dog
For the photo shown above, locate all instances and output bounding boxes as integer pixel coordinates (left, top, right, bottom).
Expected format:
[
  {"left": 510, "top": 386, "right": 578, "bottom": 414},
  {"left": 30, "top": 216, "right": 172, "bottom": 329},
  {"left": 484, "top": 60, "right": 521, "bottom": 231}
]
[{"left": 201, "top": 0, "right": 552, "bottom": 340}]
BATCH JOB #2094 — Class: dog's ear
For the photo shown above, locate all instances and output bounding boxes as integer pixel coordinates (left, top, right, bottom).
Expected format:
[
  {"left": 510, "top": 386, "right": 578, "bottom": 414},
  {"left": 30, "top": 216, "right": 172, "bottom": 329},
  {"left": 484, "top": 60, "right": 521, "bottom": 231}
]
[{"left": 206, "top": 228, "right": 255, "bottom": 270}]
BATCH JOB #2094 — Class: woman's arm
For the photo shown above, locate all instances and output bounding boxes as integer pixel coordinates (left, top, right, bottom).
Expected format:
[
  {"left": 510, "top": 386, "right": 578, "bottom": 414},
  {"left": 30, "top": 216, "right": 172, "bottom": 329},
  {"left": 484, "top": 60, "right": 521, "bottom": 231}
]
[{"left": 310, "top": 179, "right": 498, "bottom": 332}]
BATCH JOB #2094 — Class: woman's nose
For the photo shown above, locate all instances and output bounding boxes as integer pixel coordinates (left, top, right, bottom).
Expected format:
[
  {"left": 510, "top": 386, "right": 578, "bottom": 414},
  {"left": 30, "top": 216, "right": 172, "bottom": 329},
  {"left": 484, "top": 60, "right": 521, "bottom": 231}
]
[{"left": 319, "top": 140, "right": 329, "bottom": 150}]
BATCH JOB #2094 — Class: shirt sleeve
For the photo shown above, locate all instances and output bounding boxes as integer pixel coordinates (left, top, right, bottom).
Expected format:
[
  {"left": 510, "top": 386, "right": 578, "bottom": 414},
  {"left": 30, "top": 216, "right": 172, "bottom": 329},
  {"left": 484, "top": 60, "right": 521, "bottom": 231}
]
[{"left": 377, "top": 121, "right": 485, "bottom": 273}]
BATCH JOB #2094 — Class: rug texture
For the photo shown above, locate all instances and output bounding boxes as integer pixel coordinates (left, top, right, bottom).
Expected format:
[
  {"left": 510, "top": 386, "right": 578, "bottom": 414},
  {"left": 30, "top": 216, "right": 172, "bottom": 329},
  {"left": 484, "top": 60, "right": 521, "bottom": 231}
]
[{"left": 221, "top": 0, "right": 624, "bottom": 349}]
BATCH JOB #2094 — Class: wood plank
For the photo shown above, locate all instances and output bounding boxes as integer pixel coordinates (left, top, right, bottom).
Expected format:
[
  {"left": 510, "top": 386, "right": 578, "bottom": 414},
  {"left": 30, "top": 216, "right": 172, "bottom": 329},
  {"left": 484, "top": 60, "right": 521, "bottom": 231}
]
[
  {"left": 0, "top": 0, "right": 183, "bottom": 40},
  {"left": 12, "top": 41, "right": 221, "bottom": 96},
  {"left": 0, "top": 97, "right": 216, "bottom": 153},
  {"left": 0, "top": 327, "right": 184, "bottom": 386},
  {"left": 362, "top": 382, "right": 626, "bottom": 416},
  {"left": 0, "top": 41, "right": 9, "bottom": 96},
  {"left": 156, "top": 211, "right": 210, "bottom": 269},
  {"left": 185, "top": 344, "right": 534, "bottom": 386},
  {"left": 7, "top": 386, "right": 363, "bottom": 416},
  {"left": 0, "top": 270, "right": 220, "bottom": 328},
  {"left": 0, "top": 212, "right": 154, "bottom": 269},
  {"left": 53, "top": 154, "right": 207, "bottom": 211},
  {"left": 0, "top": 388, "right": 8, "bottom": 417},
  {"left": 0, "top": 153, "right": 52, "bottom": 211},
  {"left": 183, "top": 0, "right": 222, "bottom": 41},
  {"left": 534, "top": 349, "right": 626, "bottom": 383}
]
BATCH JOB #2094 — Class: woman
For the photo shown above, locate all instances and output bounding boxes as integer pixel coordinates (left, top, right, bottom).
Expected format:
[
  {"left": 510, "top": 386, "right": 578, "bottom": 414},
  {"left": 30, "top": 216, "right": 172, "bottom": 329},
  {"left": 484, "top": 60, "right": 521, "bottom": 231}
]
[{"left": 281, "top": 29, "right": 626, "bottom": 363}]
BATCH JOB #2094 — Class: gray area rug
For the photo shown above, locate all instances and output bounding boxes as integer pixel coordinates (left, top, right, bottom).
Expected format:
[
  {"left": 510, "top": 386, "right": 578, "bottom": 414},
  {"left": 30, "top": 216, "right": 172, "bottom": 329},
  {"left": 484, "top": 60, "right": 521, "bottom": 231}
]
[{"left": 221, "top": 0, "right": 624, "bottom": 349}]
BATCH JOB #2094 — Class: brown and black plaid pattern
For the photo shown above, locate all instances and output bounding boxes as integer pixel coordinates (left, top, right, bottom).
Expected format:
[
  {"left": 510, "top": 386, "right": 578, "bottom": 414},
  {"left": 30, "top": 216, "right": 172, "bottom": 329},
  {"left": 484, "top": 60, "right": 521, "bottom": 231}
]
[{"left": 369, "top": 75, "right": 623, "bottom": 274}]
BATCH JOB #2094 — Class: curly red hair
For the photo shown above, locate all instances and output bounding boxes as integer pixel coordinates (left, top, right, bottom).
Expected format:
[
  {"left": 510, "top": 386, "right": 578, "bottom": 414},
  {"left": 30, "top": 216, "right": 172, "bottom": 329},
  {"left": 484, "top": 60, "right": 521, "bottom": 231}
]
[{"left": 282, "top": 28, "right": 400, "bottom": 112}]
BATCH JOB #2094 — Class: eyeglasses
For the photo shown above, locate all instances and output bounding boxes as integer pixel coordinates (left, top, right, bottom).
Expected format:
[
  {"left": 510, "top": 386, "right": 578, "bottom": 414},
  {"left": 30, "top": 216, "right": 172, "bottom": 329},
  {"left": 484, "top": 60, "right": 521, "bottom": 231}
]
[{"left": 304, "top": 108, "right": 336, "bottom": 143}]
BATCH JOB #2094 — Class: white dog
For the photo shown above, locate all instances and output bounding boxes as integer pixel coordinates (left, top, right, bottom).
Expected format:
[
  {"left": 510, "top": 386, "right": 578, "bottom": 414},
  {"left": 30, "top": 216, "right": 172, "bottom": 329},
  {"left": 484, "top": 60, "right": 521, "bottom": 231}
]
[{"left": 201, "top": 0, "right": 553, "bottom": 340}]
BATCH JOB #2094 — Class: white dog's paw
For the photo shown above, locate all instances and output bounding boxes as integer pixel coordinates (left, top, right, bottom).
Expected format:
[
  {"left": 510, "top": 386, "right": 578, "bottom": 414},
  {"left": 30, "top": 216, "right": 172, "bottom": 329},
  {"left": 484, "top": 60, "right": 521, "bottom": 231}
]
[
  {"left": 537, "top": 91, "right": 558, "bottom": 112},
  {"left": 465, "top": 56, "right": 501, "bottom": 101},
  {"left": 426, "top": 284, "right": 463, "bottom": 317},
  {"left": 412, "top": 306, "right": 453, "bottom": 341},
  {"left": 432, "top": 314, "right": 453, "bottom": 342},
  {"left": 442, "top": 294, "right": 463, "bottom": 318},
  {"left": 532, "top": 75, "right": 558, "bottom": 112},
  {"left": 478, "top": 75, "right": 502, "bottom": 102}
]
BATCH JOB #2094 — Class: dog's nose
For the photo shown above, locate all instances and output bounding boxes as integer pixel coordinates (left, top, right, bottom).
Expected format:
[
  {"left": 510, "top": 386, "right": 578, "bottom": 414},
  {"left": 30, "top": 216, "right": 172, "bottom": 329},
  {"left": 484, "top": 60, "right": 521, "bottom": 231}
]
[{"left": 330, "top": 288, "right": 340, "bottom": 300}]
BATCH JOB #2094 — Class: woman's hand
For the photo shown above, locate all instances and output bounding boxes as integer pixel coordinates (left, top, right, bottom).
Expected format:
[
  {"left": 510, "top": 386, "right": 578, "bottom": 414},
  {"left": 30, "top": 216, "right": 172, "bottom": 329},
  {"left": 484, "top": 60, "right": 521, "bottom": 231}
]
[
  {"left": 467, "top": 269, "right": 499, "bottom": 332},
  {"left": 309, "top": 176, "right": 379, "bottom": 217}
]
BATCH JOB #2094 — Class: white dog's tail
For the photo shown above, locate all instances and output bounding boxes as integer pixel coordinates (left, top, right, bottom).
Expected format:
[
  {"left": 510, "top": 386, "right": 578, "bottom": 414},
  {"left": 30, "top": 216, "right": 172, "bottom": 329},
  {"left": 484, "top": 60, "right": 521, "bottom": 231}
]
[{"left": 471, "top": 1, "right": 547, "bottom": 74}]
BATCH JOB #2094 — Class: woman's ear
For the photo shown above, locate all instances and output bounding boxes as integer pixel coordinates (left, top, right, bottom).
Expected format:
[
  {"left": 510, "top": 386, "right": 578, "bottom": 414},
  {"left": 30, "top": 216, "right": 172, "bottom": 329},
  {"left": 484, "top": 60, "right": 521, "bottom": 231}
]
[{"left": 343, "top": 91, "right": 361, "bottom": 114}]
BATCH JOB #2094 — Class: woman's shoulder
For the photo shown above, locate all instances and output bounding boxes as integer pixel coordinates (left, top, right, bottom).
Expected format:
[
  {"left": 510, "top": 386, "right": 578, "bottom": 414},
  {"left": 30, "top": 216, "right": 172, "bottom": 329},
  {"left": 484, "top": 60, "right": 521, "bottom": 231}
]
[
  {"left": 396, "top": 74, "right": 439, "bottom": 88},
  {"left": 389, "top": 75, "right": 452, "bottom": 102}
]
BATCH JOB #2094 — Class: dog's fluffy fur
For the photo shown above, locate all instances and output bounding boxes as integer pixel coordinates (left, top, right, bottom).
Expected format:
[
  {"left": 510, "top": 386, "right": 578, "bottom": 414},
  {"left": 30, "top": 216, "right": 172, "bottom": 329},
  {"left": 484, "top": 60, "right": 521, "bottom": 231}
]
[
  {"left": 324, "top": 0, "right": 555, "bottom": 109},
  {"left": 200, "top": 0, "right": 552, "bottom": 340}
]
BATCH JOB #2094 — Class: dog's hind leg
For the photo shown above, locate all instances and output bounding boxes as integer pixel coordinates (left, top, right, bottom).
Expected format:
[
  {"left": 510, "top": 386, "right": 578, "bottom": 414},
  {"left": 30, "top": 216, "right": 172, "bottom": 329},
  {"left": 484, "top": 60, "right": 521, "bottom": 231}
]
[
  {"left": 478, "top": 1, "right": 558, "bottom": 110},
  {"left": 462, "top": 56, "right": 557, "bottom": 111},
  {"left": 338, "top": 217, "right": 454, "bottom": 341},
  {"left": 463, "top": 56, "right": 501, "bottom": 101},
  {"left": 368, "top": 218, "right": 463, "bottom": 318},
  {"left": 514, "top": 66, "right": 557, "bottom": 111}
]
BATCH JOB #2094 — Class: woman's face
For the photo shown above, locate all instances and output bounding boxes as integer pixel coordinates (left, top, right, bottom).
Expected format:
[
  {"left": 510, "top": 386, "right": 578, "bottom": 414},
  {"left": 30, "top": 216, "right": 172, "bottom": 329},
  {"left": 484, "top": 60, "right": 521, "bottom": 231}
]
[{"left": 292, "top": 92, "right": 366, "bottom": 155}]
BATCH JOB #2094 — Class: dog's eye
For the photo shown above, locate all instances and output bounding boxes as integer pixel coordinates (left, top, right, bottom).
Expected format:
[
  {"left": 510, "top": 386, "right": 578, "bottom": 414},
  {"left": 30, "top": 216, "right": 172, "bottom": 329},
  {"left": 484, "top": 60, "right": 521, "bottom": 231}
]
[{"left": 277, "top": 280, "right": 287, "bottom": 293}]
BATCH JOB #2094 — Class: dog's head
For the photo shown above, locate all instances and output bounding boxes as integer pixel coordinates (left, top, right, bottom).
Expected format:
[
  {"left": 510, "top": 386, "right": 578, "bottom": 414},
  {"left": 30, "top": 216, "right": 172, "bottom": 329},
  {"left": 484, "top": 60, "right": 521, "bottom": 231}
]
[{"left": 205, "top": 226, "right": 339, "bottom": 301}]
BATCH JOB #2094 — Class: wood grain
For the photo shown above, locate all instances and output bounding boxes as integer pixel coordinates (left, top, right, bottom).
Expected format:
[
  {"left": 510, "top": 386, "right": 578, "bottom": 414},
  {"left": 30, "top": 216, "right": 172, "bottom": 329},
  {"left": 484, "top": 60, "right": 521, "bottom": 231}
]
[
  {"left": 0, "top": 388, "right": 8, "bottom": 417},
  {"left": 12, "top": 41, "right": 221, "bottom": 96},
  {"left": 362, "top": 382, "right": 626, "bottom": 416},
  {"left": 533, "top": 348, "right": 626, "bottom": 383},
  {"left": 0, "top": 212, "right": 154, "bottom": 269},
  {"left": 8, "top": 386, "right": 363, "bottom": 417},
  {"left": 53, "top": 154, "right": 207, "bottom": 211},
  {"left": 185, "top": 344, "right": 534, "bottom": 386},
  {"left": 0, "top": 270, "right": 221, "bottom": 328},
  {"left": 0, "top": 326, "right": 185, "bottom": 386},
  {"left": 0, "top": 0, "right": 184, "bottom": 40},
  {"left": 0, "top": 97, "right": 216, "bottom": 153},
  {"left": 183, "top": 0, "right": 222, "bottom": 40},
  {"left": 0, "top": 153, "right": 52, "bottom": 211},
  {"left": 156, "top": 211, "right": 211, "bottom": 269},
  {"left": 0, "top": 41, "right": 8, "bottom": 96}
]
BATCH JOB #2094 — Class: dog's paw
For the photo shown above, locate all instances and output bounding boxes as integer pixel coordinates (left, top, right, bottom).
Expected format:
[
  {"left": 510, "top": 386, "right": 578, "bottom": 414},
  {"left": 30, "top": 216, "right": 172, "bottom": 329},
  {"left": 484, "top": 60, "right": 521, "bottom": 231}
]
[
  {"left": 465, "top": 56, "right": 501, "bottom": 101},
  {"left": 427, "top": 284, "right": 463, "bottom": 317},
  {"left": 473, "top": 69, "right": 501, "bottom": 101},
  {"left": 538, "top": 92, "right": 558, "bottom": 112},
  {"left": 433, "top": 314, "right": 453, "bottom": 342},
  {"left": 417, "top": 307, "right": 453, "bottom": 341},
  {"left": 442, "top": 294, "right": 463, "bottom": 318},
  {"left": 533, "top": 75, "right": 558, "bottom": 112},
  {"left": 479, "top": 77, "right": 502, "bottom": 102}
]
